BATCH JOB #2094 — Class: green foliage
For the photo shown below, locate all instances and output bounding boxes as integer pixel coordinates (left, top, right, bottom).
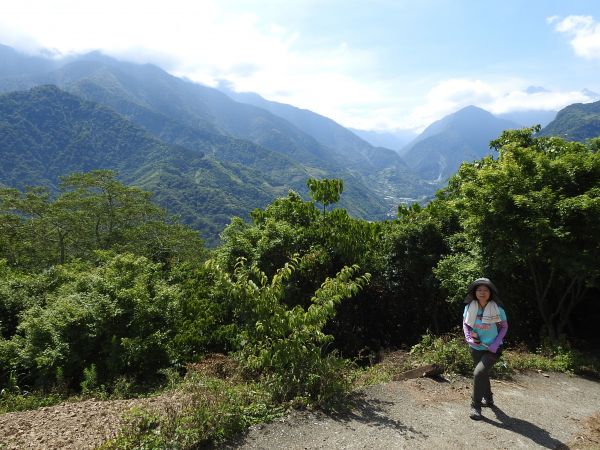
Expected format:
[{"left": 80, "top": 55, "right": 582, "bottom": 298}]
[
  {"left": 376, "top": 201, "right": 458, "bottom": 342},
  {"left": 100, "top": 375, "right": 282, "bottom": 450},
  {"left": 433, "top": 234, "right": 483, "bottom": 304},
  {"left": 409, "top": 332, "right": 474, "bottom": 376},
  {"left": 505, "top": 340, "right": 600, "bottom": 377},
  {"left": 540, "top": 99, "right": 600, "bottom": 141},
  {"left": 0, "top": 365, "right": 67, "bottom": 413},
  {"left": 0, "top": 170, "right": 205, "bottom": 269},
  {"left": 206, "top": 256, "right": 370, "bottom": 404},
  {"left": 0, "top": 390, "right": 65, "bottom": 414},
  {"left": 409, "top": 332, "right": 600, "bottom": 380},
  {"left": 307, "top": 178, "right": 344, "bottom": 213},
  {"left": 3, "top": 253, "right": 182, "bottom": 390},
  {"left": 80, "top": 364, "right": 103, "bottom": 396},
  {"left": 439, "top": 128, "right": 600, "bottom": 341},
  {"left": 168, "top": 263, "right": 240, "bottom": 362}
]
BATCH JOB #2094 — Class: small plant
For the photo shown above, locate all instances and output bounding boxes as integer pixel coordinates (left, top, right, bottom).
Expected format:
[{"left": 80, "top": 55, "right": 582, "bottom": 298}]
[
  {"left": 80, "top": 364, "right": 107, "bottom": 398},
  {"left": 410, "top": 331, "right": 473, "bottom": 375},
  {"left": 207, "top": 256, "right": 370, "bottom": 406},
  {"left": 0, "top": 389, "right": 66, "bottom": 414},
  {"left": 101, "top": 375, "right": 282, "bottom": 450}
]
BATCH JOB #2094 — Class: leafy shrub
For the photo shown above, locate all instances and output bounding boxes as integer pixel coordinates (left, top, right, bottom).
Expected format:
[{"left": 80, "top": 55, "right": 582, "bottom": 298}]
[
  {"left": 410, "top": 331, "right": 473, "bottom": 375},
  {"left": 410, "top": 332, "right": 600, "bottom": 379},
  {"left": 4, "top": 253, "right": 181, "bottom": 390},
  {"left": 0, "top": 389, "right": 65, "bottom": 414},
  {"left": 504, "top": 340, "right": 600, "bottom": 377},
  {"left": 206, "top": 256, "right": 370, "bottom": 406},
  {"left": 100, "top": 375, "right": 281, "bottom": 450}
]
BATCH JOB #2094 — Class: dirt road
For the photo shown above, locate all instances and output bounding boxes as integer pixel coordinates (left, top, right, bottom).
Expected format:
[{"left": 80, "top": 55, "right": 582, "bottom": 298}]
[
  {"left": 223, "top": 372, "right": 600, "bottom": 450},
  {"left": 0, "top": 372, "right": 599, "bottom": 449}
]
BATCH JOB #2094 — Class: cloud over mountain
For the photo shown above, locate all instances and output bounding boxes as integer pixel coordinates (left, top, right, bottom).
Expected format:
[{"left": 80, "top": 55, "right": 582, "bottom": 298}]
[{"left": 406, "top": 78, "right": 597, "bottom": 132}]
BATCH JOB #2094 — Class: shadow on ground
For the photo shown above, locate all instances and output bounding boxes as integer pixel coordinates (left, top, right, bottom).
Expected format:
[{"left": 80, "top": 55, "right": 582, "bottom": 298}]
[
  {"left": 327, "top": 391, "right": 425, "bottom": 438},
  {"left": 218, "top": 391, "right": 425, "bottom": 449},
  {"left": 483, "top": 405, "right": 566, "bottom": 449}
]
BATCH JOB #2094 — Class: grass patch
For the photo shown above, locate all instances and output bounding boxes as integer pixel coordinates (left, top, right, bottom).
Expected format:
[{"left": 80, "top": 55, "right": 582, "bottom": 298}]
[
  {"left": 99, "top": 373, "right": 284, "bottom": 450},
  {"left": 0, "top": 389, "right": 66, "bottom": 414},
  {"left": 353, "top": 363, "right": 394, "bottom": 387},
  {"left": 405, "top": 331, "right": 600, "bottom": 379},
  {"left": 504, "top": 342, "right": 600, "bottom": 378},
  {"left": 100, "top": 351, "right": 359, "bottom": 449}
]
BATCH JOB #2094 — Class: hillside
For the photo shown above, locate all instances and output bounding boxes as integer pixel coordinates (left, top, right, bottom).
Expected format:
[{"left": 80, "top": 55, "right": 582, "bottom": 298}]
[
  {"left": 0, "top": 85, "right": 310, "bottom": 244},
  {"left": 0, "top": 44, "right": 433, "bottom": 214},
  {"left": 540, "top": 99, "right": 600, "bottom": 141},
  {"left": 401, "top": 106, "right": 519, "bottom": 181},
  {"left": 220, "top": 87, "right": 431, "bottom": 206}
]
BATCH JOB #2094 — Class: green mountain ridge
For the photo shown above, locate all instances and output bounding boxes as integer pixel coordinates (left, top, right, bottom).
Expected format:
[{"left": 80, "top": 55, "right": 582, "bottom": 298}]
[
  {"left": 0, "top": 85, "right": 309, "bottom": 244},
  {"left": 219, "top": 86, "right": 434, "bottom": 206},
  {"left": 540, "top": 99, "right": 600, "bottom": 141},
  {"left": 0, "top": 46, "right": 401, "bottom": 237}
]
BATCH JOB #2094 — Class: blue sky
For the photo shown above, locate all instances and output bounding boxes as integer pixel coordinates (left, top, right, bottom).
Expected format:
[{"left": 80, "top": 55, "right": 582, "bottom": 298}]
[{"left": 2, "top": 0, "right": 600, "bottom": 131}]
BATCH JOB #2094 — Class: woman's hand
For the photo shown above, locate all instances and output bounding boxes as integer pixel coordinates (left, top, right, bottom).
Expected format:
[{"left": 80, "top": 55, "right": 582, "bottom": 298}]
[{"left": 471, "top": 331, "right": 481, "bottom": 345}]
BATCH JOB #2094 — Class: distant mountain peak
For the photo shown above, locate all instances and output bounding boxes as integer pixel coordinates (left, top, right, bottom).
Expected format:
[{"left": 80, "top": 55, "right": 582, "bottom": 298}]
[
  {"left": 456, "top": 104, "right": 489, "bottom": 113},
  {"left": 400, "top": 105, "right": 520, "bottom": 181}
]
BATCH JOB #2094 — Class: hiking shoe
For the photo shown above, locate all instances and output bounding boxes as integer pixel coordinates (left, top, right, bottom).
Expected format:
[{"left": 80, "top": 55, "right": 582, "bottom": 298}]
[
  {"left": 469, "top": 406, "right": 482, "bottom": 420},
  {"left": 481, "top": 397, "right": 494, "bottom": 408}
]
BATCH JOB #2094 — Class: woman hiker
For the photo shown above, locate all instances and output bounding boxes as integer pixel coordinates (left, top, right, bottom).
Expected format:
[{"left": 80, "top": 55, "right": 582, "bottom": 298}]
[{"left": 462, "top": 278, "right": 508, "bottom": 420}]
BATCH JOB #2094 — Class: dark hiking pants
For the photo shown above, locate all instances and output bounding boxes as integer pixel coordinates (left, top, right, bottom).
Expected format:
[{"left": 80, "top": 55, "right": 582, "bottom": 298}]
[{"left": 470, "top": 348, "right": 499, "bottom": 407}]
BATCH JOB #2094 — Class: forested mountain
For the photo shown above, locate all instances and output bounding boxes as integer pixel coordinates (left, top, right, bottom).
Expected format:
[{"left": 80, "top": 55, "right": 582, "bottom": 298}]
[
  {"left": 540, "top": 99, "right": 600, "bottom": 141},
  {"left": 219, "top": 85, "right": 431, "bottom": 206},
  {"left": 400, "top": 106, "right": 519, "bottom": 181},
  {"left": 220, "top": 86, "right": 398, "bottom": 166},
  {"left": 0, "top": 45, "right": 433, "bottom": 220},
  {"left": 0, "top": 85, "right": 318, "bottom": 243}
]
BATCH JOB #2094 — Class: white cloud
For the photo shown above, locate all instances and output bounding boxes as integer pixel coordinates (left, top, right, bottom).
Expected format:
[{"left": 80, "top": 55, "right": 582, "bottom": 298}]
[
  {"left": 1, "top": 3, "right": 598, "bottom": 133},
  {"left": 0, "top": 0, "right": 383, "bottom": 125},
  {"left": 553, "top": 15, "right": 600, "bottom": 60},
  {"left": 403, "top": 78, "right": 596, "bottom": 132}
]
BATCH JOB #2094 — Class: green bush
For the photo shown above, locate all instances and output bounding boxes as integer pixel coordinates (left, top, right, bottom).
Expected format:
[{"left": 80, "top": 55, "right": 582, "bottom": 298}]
[
  {"left": 409, "top": 332, "right": 600, "bottom": 379},
  {"left": 4, "top": 253, "right": 181, "bottom": 390},
  {"left": 0, "top": 390, "right": 65, "bottom": 414},
  {"left": 206, "top": 256, "right": 369, "bottom": 406},
  {"left": 504, "top": 340, "right": 600, "bottom": 377},
  {"left": 410, "top": 331, "right": 474, "bottom": 375},
  {"left": 100, "top": 375, "right": 281, "bottom": 450}
]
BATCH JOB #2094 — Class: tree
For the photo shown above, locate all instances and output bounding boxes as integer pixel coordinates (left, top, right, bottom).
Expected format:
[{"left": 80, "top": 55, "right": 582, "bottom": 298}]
[
  {"left": 443, "top": 128, "right": 600, "bottom": 341},
  {"left": 307, "top": 178, "right": 344, "bottom": 213},
  {"left": 0, "top": 170, "right": 205, "bottom": 269}
]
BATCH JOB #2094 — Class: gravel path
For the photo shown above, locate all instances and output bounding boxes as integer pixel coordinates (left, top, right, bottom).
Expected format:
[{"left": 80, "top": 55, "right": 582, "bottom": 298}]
[
  {"left": 223, "top": 372, "right": 600, "bottom": 450},
  {"left": 0, "top": 372, "right": 598, "bottom": 449},
  {"left": 0, "top": 394, "right": 183, "bottom": 450}
]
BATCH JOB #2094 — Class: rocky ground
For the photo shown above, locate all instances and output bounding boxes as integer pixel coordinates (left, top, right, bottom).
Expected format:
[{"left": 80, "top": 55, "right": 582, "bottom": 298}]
[{"left": 0, "top": 372, "right": 599, "bottom": 449}]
